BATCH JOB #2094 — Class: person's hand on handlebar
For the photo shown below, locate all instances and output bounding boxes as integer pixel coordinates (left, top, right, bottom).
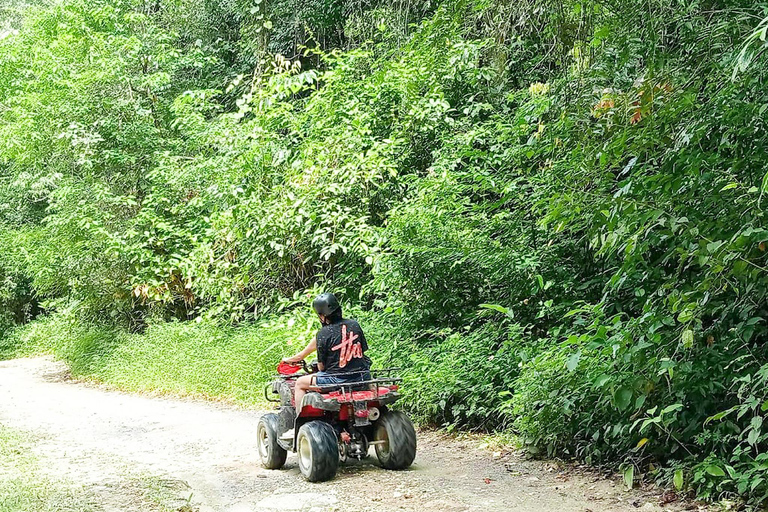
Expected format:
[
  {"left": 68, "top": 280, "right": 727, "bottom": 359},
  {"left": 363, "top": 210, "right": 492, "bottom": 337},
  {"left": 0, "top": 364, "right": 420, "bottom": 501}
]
[{"left": 283, "top": 337, "right": 318, "bottom": 365}]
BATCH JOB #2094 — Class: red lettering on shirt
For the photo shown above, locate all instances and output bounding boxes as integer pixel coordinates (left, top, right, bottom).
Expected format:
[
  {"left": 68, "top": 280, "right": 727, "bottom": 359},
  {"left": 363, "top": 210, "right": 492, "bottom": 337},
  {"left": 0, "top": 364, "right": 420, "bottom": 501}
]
[{"left": 331, "top": 324, "right": 363, "bottom": 368}]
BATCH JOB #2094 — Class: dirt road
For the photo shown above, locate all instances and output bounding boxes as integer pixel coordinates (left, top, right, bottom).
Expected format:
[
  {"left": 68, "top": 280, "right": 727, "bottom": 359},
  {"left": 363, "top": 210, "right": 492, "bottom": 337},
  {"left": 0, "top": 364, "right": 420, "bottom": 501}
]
[{"left": 0, "top": 357, "right": 697, "bottom": 512}]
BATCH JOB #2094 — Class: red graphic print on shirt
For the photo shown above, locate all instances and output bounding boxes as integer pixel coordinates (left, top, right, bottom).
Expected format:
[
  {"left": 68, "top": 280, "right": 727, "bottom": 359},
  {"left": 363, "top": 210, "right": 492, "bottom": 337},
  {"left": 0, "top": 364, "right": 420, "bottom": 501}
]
[{"left": 331, "top": 324, "right": 364, "bottom": 368}]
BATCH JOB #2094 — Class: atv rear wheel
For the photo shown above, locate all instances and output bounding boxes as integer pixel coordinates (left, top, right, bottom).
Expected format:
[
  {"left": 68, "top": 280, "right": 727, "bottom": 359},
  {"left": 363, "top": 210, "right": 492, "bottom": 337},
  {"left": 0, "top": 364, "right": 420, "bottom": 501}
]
[
  {"left": 374, "top": 410, "right": 417, "bottom": 470},
  {"left": 296, "top": 421, "right": 339, "bottom": 482},
  {"left": 257, "top": 413, "right": 287, "bottom": 469}
]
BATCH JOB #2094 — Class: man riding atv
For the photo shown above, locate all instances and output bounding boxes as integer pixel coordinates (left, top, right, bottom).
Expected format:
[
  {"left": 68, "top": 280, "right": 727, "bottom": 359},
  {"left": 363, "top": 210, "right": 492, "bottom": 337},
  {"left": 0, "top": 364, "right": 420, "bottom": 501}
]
[
  {"left": 282, "top": 292, "right": 371, "bottom": 415},
  {"left": 259, "top": 292, "right": 416, "bottom": 481}
]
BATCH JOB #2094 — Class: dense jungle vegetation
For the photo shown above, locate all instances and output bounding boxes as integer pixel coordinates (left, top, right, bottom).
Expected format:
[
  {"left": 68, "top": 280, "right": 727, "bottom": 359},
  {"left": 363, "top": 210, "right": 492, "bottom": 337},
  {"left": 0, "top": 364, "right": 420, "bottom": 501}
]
[{"left": 2, "top": 0, "right": 768, "bottom": 504}]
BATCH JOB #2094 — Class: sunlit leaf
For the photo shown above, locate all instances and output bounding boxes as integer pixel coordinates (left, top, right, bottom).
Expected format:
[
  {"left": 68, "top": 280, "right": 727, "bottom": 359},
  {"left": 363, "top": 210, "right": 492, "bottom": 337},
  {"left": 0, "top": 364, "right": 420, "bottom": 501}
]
[
  {"left": 674, "top": 469, "right": 684, "bottom": 490},
  {"left": 706, "top": 465, "right": 725, "bottom": 477}
]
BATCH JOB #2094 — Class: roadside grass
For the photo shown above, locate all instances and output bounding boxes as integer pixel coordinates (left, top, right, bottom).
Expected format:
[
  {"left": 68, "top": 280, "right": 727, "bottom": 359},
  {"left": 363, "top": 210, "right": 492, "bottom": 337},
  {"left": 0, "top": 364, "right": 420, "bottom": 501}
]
[
  {"left": 0, "top": 307, "right": 507, "bottom": 428},
  {"left": 0, "top": 310, "right": 317, "bottom": 405},
  {"left": 0, "top": 307, "right": 402, "bottom": 407},
  {"left": 0, "top": 425, "right": 92, "bottom": 512}
]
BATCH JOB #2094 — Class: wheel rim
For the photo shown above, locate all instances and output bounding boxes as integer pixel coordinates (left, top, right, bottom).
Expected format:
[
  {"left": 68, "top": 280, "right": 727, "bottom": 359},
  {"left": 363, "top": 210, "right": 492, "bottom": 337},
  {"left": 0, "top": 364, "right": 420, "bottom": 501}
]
[
  {"left": 299, "top": 434, "right": 312, "bottom": 471},
  {"left": 258, "top": 424, "right": 269, "bottom": 459},
  {"left": 377, "top": 425, "right": 390, "bottom": 458}
]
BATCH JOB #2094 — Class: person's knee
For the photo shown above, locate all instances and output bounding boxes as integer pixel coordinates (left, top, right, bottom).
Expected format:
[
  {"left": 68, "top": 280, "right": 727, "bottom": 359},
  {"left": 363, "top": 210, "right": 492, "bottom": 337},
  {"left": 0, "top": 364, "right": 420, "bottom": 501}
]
[{"left": 296, "top": 376, "right": 311, "bottom": 390}]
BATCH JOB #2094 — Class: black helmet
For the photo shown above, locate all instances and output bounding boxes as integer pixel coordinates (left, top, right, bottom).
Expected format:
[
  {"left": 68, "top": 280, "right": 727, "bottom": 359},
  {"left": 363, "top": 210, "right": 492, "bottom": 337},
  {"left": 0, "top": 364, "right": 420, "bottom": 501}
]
[{"left": 312, "top": 293, "right": 340, "bottom": 316}]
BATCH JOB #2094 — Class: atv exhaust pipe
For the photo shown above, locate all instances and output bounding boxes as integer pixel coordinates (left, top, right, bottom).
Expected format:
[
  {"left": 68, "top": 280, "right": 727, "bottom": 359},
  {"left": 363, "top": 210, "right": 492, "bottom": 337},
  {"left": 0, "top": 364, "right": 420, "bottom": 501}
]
[{"left": 368, "top": 407, "right": 380, "bottom": 421}]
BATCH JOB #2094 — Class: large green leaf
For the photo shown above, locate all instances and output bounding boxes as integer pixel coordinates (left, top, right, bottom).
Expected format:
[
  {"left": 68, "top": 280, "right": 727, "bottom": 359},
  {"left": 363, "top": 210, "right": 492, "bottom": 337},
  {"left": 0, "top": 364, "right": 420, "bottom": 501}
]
[
  {"left": 706, "top": 465, "right": 726, "bottom": 477},
  {"left": 623, "top": 465, "right": 634, "bottom": 490},
  {"left": 614, "top": 386, "right": 633, "bottom": 411},
  {"left": 566, "top": 351, "right": 581, "bottom": 372},
  {"left": 673, "top": 469, "right": 684, "bottom": 490}
]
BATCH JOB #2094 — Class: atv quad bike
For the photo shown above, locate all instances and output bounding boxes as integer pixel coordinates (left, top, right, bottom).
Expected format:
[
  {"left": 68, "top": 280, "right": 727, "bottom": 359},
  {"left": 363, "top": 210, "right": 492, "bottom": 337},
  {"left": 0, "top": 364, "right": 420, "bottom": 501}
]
[{"left": 257, "top": 360, "right": 417, "bottom": 482}]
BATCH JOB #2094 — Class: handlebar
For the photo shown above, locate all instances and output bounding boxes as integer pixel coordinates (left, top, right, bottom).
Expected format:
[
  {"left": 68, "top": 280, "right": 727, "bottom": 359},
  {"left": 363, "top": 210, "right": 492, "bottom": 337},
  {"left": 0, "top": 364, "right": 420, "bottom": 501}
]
[{"left": 277, "top": 359, "right": 319, "bottom": 376}]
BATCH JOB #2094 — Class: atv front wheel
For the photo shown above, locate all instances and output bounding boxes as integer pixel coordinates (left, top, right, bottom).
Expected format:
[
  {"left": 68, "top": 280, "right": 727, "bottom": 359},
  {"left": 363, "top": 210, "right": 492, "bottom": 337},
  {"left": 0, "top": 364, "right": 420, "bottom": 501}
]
[
  {"left": 296, "top": 421, "right": 339, "bottom": 482},
  {"left": 374, "top": 411, "right": 417, "bottom": 470},
  {"left": 257, "top": 413, "right": 287, "bottom": 469}
]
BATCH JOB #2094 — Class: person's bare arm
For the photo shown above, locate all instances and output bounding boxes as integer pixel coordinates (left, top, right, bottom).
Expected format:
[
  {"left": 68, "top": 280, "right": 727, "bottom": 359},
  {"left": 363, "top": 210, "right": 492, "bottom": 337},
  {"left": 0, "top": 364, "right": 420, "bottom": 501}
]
[{"left": 283, "top": 337, "right": 317, "bottom": 363}]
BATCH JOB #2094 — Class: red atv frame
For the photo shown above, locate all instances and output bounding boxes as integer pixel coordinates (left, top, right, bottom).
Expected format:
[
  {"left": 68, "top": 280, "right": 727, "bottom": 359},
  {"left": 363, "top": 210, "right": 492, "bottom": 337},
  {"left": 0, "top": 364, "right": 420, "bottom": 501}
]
[{"left": 258, "top": 361, "right": 417, "bottom": 481}]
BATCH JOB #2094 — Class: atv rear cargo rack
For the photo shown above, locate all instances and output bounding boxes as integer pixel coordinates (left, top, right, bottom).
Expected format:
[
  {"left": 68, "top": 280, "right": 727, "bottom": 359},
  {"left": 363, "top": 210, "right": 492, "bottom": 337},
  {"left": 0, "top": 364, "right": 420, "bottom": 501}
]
[
  {"left": 315, "top": 376, "right": 402, "bottom": 393},
  {"left": 276, "top": 367, "right": 401, "bottom": 379},
  {"left": 265, "top": 368, "right": 402, "bottom": 402}
]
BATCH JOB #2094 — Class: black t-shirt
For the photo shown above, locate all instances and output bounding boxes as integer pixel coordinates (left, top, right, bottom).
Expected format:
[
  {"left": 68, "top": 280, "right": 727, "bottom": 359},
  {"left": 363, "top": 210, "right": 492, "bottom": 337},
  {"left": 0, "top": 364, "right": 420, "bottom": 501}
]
[{"left": 316, "top": 318, "right": 370, "bottom": 375}]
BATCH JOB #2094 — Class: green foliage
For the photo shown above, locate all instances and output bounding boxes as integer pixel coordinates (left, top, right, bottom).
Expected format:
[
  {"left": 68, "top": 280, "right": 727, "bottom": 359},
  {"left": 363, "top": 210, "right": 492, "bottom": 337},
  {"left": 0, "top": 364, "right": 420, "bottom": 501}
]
[
  {"left": 3, "top": 0, "right": 768, "bottom": 505},
  {"left": 367, "top": 316, "right": 520, "bottom": 429}
]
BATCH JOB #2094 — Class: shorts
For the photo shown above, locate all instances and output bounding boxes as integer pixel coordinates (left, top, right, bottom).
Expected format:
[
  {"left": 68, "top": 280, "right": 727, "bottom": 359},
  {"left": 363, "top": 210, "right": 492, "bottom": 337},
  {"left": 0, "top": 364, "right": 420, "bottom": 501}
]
[{"left": 314, "top": 370, "right": 371, "bottom": 386}]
